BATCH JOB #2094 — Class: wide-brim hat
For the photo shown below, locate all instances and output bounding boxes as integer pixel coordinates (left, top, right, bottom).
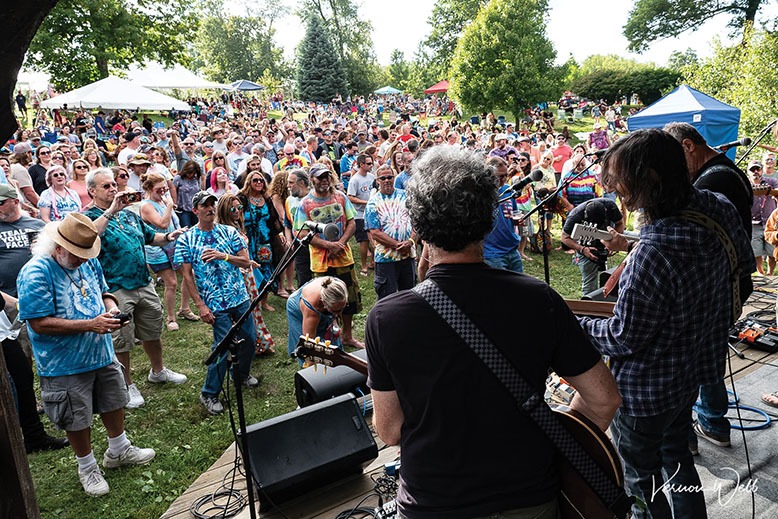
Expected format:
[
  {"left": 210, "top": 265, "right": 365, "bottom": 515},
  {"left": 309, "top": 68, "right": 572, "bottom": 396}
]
[
  {"left": 44, "top": 213, "right": 101, "bottom": 259},
  {"left": 128, "top": 153, "right": 152, "bottom": 166}
]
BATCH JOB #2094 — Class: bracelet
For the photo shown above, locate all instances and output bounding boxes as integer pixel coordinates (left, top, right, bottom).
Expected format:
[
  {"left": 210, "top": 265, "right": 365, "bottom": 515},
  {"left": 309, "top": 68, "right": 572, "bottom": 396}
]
[
  {"left": 409, "top": 238, "right": 416, "bottom": 247},
  {"left": 103, "top": 211, "right": 115, "bottom": 220},
  {"left": 164, "top": 232, "right": 172, "bottom": 242},
  {"left": 224, "top": 253, "right": 229, "bottom": 262}
]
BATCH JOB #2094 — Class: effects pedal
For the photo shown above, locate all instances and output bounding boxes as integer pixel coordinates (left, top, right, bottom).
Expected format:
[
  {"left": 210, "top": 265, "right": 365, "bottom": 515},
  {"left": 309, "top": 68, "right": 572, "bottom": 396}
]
[{"left": 375, "top": 499, "right": 397, "bottom": 519}]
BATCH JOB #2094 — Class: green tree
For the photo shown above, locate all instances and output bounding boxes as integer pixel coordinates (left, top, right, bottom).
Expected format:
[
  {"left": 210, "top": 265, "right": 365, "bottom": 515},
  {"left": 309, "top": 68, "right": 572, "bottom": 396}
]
[
  {"left": 624, "top": 0, "right": 768, "bottom": 52},
  {"left": 298, "top": 0, "right": 381, "bottom": 96},
  {"left": 450, "top": 0, "right": 559, "bottom": 123},
  {"left": 388, "top": 50, "right": 411, "bottom": 91},
  {"left": 297, "top": 15, "right": 348, "bottom": 102},
  {"left": 423, "top": 0, "right": 488, "bottom": 79},
  {"left": 571, "top": 66, "right": 680, "bottom": 105},
  {"left": 683, "top": 29, "right": 778, "bottom": 139},
  {"left": 26, "top": 0, "right": 197, "bottom": 90},
  {"left": 667, "top": 48, "right": 700, "bottom": 71},
  {"left": 194, "top": 15, "right": 288, "bottom": 84}
]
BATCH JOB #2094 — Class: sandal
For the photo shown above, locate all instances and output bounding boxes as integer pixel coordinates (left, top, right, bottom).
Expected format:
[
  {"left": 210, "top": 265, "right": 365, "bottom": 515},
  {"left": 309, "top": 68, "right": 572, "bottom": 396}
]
[
  {"left": 359, "top": 270, "right": 368, "bottom": 277},
  {"left": 262, "top": 304, "right": 276, "bottom": 312},
  {"left": 177, "top": 310, "right": 200, "bottom": 321},
  {"left": 166, "top": 321, "right": 179, "bottom": 331},
  {"left": 276, "top": 289, "right": 290, "bottom": 299},
  {"left": 761, "top": 391, "right": 778, "bottom": 408}
]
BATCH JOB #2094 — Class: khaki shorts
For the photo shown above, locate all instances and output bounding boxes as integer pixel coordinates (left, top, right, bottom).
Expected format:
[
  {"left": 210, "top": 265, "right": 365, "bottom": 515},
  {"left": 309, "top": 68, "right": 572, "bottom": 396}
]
[
  {"left": 112, "top": 282, "right": 164, "bottom": 353},
  {"left": 40, "top": 360, "right": 130, "bottom": 431}
]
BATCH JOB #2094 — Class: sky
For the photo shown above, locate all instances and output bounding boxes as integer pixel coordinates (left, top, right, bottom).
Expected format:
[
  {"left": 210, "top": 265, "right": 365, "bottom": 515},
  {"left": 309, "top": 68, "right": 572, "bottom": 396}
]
[{"left": 271, "top": 0, "right": 778, "bottom": 67}]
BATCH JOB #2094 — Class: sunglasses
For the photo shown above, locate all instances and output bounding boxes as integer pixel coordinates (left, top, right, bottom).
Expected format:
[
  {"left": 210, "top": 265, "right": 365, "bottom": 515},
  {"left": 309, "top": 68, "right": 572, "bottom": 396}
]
[
  {"left": 364, "top": 162, "right": 373, "bottom": 166},
  {"left": 52, "top": 156, "right": 64, "bottom": 160},
  {"left": 101, "top": 182, "right": 117, "bottom": 189},
  {"left": 251, "top": 178, "right": 265, "bottom": 184},
  {"left": 154, "top": 187, "right": 169, "bottom": 194},
  {"left": 229, "top": 205, "right": 244, "bottom": 212},
  {"left": 51, "top": 172, "right": 66, "bottom": 178},
  {"left": 74, "top": 165, "right": 88, "bottom": 170},
  {"left": 377, "top": 176, "right": 394, "bottom": 181},
  {"left": 117, "top": 173, "right": 129, "bottom": 179},
  {"left": 39, "top": 150, "right": 51, "bottom": 155}
]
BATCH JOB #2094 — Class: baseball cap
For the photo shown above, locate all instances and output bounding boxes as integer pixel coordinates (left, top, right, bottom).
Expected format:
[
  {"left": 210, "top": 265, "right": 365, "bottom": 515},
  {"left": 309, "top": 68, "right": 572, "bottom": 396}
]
[
  {"left": 192, "top": 191, "right": 218, "bottom": 207},
  {"left": 310, "top": 165, "right": 331, "bottom": 178},
  {"left": 517, "top": 136, "right": 530, "bottom": 143},
  {"left": 495, "top": 134, "right": 508, "bottom": 141},
  {"left": 13, "top": 142, "right": 32, "bottom": 154},
  {"left": 748, "top": 161, "right": 763, "bottom": 171},
  {"left": 124, "top": 130, "right": 141, "bottom": 141},
  {"left": 0, "top": 184, "right": 19, "bottom": 201}
]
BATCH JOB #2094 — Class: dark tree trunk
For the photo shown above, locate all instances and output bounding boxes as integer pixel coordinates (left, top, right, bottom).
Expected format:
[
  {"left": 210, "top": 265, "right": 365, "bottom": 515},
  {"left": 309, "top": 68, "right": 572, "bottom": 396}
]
[{"left": 1, "top": 1, "right": 59, "bottom": 145}]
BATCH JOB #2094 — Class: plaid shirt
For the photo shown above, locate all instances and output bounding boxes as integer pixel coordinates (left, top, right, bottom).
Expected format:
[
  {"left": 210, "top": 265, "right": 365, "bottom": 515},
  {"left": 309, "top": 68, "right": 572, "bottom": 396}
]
[{"left": 579, "top": 188, "right": 755, "bottom": 416}]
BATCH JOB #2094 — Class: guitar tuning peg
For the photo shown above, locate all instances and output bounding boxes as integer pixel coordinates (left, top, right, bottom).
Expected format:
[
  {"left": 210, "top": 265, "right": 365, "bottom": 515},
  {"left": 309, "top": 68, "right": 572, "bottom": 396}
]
[
  {"left": 314, "top": 336, "right": 321, "bottom": 344},
  {"left": 313, "top": 363, "right": 317, "bottom": 372},
  {"left": 324, "top": 340, "right": 331, "bottom": 347}
]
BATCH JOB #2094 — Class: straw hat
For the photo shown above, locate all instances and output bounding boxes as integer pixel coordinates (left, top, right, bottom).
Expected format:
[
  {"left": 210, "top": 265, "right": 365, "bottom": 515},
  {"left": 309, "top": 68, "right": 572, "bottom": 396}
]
[{"left": 44, "top": 213, "right": 101, "bottom": 259}]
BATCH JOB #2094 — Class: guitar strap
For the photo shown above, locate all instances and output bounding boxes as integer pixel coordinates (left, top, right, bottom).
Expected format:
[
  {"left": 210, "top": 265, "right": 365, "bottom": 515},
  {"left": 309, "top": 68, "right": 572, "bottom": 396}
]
[
  {"left": 678, "top": 210, "right": 742, "bottom": 324},
  {"left": 412, "top": 279, "right": 632, "bottom": 519}
]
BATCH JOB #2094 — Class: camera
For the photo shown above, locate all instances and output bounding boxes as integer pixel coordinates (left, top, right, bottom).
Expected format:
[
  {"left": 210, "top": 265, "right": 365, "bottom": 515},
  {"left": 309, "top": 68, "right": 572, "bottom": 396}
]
[
  {"left": 115, "top": 312, "right": 131, "bottom": 324},
  {"left": 120, "top": 192, "right": 142, "bottom": 204}
]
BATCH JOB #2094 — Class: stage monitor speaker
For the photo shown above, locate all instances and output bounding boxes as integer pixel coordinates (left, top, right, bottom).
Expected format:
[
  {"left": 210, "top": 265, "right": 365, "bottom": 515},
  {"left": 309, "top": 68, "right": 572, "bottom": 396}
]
[
  {"left": 295, "top": 348, "right": 369, "bottom": 408},
  {"left": 238, "top": 393, "right": 378, "bottom": 511}
]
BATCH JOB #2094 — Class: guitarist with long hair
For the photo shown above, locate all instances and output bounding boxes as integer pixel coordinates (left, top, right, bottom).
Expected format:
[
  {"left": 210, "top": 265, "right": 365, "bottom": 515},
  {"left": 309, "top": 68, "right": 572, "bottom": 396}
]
[{"left": 365, "top": 146, "right": 622, "bottom": 519}]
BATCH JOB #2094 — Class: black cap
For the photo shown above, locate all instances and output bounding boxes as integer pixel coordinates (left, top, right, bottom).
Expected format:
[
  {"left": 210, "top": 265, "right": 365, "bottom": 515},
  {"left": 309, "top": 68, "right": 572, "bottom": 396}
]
[{"left": 192, "top": 191, "right": 218, "bottom": 207}]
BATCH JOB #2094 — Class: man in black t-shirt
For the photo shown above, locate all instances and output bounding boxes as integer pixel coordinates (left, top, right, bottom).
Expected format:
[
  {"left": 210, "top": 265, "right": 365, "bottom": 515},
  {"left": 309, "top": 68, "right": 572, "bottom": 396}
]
[
  {"left": 665, "top": 122, "right": 755, "bottom": 453},
  {"left": 366, "top": 146, "right": 621, "bottom": 519}
]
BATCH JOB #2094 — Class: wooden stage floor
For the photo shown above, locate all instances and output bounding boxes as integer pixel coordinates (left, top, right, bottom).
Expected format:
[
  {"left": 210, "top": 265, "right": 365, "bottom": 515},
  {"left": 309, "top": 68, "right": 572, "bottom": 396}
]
[{"left": 162, "top": 277, "right": 778, "bottom": 519}]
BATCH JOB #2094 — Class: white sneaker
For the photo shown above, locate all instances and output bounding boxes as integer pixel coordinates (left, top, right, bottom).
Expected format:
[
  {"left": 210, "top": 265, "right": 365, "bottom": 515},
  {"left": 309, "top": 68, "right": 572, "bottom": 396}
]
[
  {"left": 200, "top": 393, "right": 225, "bottom": 415},
  {"left": 125, "top": 383, "right": 145, "bottom": 409},
  {"left": 147, "top": 367, "right": 187, "bottom": 384},
  {"left": 79, "top": 465, "right": 109, "bottom": 496},
  {"left": 103, "top": 445, "right": 156, "bottom": 469}
]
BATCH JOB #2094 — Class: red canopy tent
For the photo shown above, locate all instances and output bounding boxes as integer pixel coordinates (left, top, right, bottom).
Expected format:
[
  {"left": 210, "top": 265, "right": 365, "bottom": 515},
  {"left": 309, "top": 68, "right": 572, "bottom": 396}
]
[{"left": 424, "top": 80, "right": 450, "bottom": 94}]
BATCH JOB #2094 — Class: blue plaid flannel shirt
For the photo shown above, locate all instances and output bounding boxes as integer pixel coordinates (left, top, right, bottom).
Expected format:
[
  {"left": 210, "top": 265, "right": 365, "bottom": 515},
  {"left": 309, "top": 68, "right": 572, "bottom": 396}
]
[{"left": 579, "top": 188, "right": 755, "bottom": 417}]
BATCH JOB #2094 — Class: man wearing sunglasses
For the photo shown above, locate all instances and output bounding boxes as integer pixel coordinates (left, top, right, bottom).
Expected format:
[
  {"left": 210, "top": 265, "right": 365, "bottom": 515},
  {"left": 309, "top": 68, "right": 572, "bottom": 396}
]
[
  {"left": 347, "top": 154, "right": 376, "bottom": 276},
  {"left": 365, "top": 165, "right": 417, "bottom": 299}
]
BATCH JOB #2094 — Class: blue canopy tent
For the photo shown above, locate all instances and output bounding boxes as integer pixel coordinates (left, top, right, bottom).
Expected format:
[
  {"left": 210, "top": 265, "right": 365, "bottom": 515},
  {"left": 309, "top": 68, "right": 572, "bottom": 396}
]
[
  {"left": 374, "top": 85, "right": 402, "bottom": 95},
  {"left": 627, "top": 85, "right": 741, "bottom": 159},
  {"left": 229, "top": 79, "right": 264, "bottom": 91}
]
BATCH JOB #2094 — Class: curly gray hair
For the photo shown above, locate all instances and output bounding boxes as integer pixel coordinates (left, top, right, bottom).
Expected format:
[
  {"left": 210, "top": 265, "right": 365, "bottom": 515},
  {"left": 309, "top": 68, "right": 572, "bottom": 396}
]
[{"left": 406, "top": 146, "right": 497, "bottom": 251}]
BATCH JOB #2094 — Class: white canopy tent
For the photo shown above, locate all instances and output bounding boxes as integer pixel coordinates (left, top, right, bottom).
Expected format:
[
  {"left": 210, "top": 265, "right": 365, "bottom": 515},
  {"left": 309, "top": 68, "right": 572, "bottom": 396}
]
[
  {"left": 40, "top": 76, "right": 191, "bottom": 111},
  {"left": 127, "top": 62, "right": 228, "bottom": 90}
]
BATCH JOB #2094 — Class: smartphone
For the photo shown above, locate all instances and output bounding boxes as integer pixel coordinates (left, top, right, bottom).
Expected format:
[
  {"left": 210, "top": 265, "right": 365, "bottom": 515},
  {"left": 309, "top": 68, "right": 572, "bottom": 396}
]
[
  {"left": 115, "top": 312, "right": 131, "bottom": 324},
  {"left": 120, "top": 192, "right": 142, "bottom": 204}
]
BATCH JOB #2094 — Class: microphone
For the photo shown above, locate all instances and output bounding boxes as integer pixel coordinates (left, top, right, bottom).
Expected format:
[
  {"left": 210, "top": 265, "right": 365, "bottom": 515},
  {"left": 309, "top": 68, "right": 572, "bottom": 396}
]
[
  {"left": 585, "top": 149, "right": 607, "bottom": 159},
  {"left": 510, "top": 169, "right": 544, "bottom": 192},
  {"left": 304, "top": 220, "right": 340, "bottom": 240},
  {"left": 717, "top": 137, "right": 752, "bottom": 151}
]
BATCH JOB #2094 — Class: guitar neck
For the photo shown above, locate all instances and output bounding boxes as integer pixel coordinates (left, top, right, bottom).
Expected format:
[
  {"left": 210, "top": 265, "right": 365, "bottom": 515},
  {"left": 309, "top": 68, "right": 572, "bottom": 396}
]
[
  {"left": 294, "top": 336, "right": 368, "bottom": 376},
  {"left": 570, "top": 223, "right": 639, "bottom": 243}
]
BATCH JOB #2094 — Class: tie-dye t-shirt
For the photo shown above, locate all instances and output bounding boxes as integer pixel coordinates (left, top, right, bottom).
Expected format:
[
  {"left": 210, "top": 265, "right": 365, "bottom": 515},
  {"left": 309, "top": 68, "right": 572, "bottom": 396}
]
[
  {"left": 17, "top": 256, "right": 113, "bottom": 377},
  {"left": 364, "top": 189, "right": 413, "bottom": 263},
  {"left": 174, "top": 223, "right": 249, "bottom": 312},
  {"left": 293, "top": 191, "right": 356, "bottom": 273}
]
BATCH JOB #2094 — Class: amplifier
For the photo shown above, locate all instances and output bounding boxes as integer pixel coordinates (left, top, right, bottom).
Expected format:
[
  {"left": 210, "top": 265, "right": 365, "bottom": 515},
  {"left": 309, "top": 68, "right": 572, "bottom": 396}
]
[{"left": 294, "top": 348, "right": 370, "bottom": 407}]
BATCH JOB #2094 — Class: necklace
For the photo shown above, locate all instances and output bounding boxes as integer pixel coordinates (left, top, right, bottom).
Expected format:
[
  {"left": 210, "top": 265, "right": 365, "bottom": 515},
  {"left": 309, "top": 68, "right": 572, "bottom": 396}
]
[
  {"left": 57, "top": 261, "right": 89, "bottom": 297},
  {"left": 249, "top": 196, "right": 264, "bottom": 205}
]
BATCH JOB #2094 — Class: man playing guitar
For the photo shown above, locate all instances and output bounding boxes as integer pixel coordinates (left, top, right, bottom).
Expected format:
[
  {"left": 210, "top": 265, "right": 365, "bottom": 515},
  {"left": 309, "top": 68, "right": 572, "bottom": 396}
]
[{"left": 365, "top": 146, "right": 621, "bottom": 519}]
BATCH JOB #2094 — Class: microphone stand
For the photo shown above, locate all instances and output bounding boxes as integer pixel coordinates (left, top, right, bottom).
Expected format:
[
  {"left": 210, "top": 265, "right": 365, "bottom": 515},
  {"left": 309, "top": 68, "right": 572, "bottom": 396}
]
[
  {"left": 203, "top": 228, "right": 315, "bottom": 518},
  {"left": 500, "top": 155, "right": 602, "bottom": 285},
  {"left": 735, "top": 118, "right": 778, "bottom": 167}
]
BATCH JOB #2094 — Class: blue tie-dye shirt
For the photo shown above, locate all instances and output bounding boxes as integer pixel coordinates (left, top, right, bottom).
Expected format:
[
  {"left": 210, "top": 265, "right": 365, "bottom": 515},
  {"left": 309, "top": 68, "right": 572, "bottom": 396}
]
[
  {"left": 174, "top": 224, "right": 249, "bottom": 312},
  {"left": 17, "top": 256, "right": 113, "bottom": 377}
]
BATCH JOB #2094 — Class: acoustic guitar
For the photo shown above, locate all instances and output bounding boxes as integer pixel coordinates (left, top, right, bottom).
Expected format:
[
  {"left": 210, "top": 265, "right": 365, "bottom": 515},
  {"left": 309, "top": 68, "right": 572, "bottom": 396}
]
[{"left": 293, "top": 335, "right": 629, "bottom": 519}]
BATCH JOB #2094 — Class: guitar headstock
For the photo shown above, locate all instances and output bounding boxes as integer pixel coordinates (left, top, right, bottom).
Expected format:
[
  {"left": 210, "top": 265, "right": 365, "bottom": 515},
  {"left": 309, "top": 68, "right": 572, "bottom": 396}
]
[
  {"left": 292, "top": 335, "right": 369, "bottom": 375},
  {"left": 293, "top": 335, "right": 338, "bottom": 370},
  {"left": 570, "top": 222, "right": 610, "bottom": 245}
]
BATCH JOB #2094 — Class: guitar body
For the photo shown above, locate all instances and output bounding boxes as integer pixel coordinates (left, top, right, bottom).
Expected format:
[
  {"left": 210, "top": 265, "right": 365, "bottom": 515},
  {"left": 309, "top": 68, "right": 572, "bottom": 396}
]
[{"left": 554, "top": 407, "right": 626, "bottom": 519}]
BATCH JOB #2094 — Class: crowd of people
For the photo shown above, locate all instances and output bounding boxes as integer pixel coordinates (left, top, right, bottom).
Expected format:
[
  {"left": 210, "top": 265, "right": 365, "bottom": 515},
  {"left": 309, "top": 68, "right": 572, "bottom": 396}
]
[{"left": 2, "top": 93, "right": 776, "bottom": 514}]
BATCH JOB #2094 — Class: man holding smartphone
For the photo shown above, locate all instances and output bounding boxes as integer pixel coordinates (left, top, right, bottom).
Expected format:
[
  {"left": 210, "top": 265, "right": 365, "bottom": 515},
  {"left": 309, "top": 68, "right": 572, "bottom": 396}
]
[{"left": 84, "top": 168, "right": 187, "bottom": 409}]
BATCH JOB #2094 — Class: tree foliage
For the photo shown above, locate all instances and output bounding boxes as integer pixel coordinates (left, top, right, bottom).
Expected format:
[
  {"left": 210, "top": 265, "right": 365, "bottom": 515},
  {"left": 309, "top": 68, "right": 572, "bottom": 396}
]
[
  {"left": 571, "top": 67, "right": 681, "bottom": 105},
  {"left": 298, "top": 0, "right": 381, "bottom": 96},
  {"left": 683, "top": 29, "right": 778, "bottom": 139},
  {"left": 26, "top": 0, "right": 198, "bottom": 90},
  {"left": 387, "top": 50, "right": 412, "bottom": 92},
  {"left": 194, "top": 15, "right": 288, "bottom": 84},
  {"left": 666, "top": 48, "right": 700, "bottom": 70},
  {"left": 297, "top": 15, "right": 348, "bottom": 102},
  {"left": 624, "top": 0, "right": 767, "bottom": 53},
  {"left": 450, "top": 0, "right": 559, "bottom": 122},
  {"left": 423, "top": 0, "right": 488, "bottom": 80}
]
